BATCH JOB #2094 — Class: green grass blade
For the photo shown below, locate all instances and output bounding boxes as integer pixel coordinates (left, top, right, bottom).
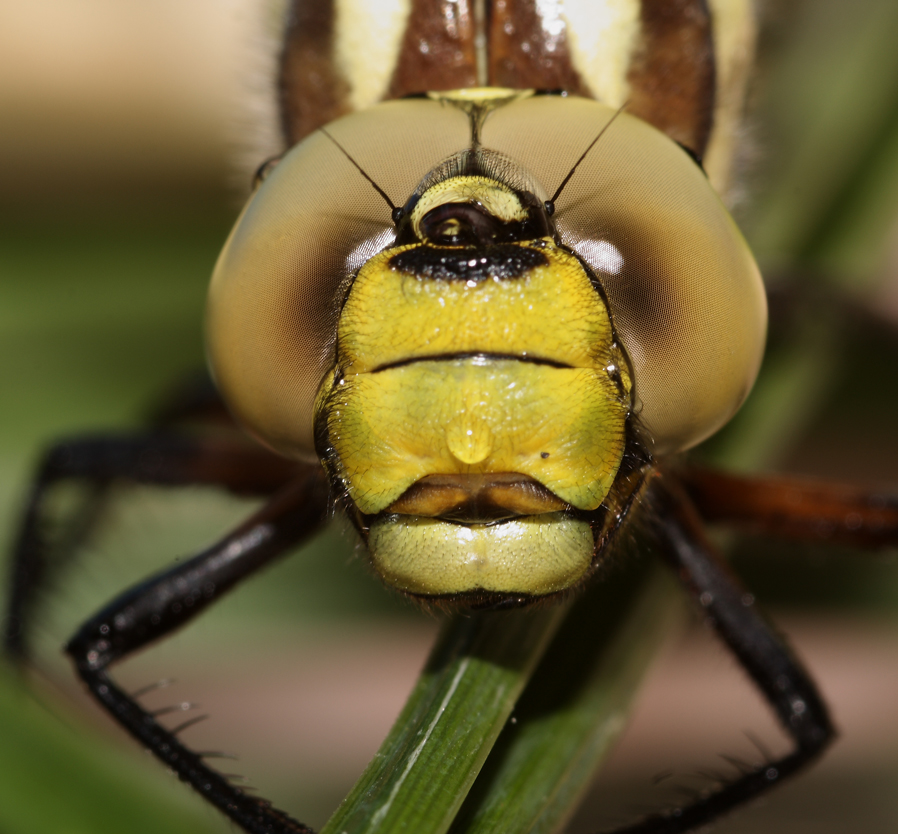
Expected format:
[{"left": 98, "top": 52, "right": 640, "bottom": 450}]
[
  {"left": 448, "top": 561, "right": 677, "bottom": 834},
  {"left": 321, "top": 605, "right": 568, "bottom": 834}
]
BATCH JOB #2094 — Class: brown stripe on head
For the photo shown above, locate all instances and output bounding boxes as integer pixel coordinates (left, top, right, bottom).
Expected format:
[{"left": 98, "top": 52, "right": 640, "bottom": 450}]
[
  {"left": 626, "top": 0, "right": 715, "bottom": 159},
  {"left": 386, "top": 0, "right": 479, "bottom": 98},
  {"left": 278, "top": 0, "right": 719, "bottom": 163},
  {"left": 278, "top": 0, "right": 352, "bottom": 146},
  {"left": 488, "top": 0, "right": 592, "bottom": 95}
]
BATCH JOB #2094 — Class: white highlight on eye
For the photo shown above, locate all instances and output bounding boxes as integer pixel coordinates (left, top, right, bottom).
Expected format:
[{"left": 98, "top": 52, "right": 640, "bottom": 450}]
[
  {"left": 578, "top": 239, "right": 624, "bottom": 276},
  {"left": 344, "top": 227, "right": 396, "bottom": 274}
]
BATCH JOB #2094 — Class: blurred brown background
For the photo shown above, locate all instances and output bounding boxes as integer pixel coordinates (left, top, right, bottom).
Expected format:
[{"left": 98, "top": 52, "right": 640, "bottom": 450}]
[{"left": 1, "top": 1, "right": 897, "bottom": 833}]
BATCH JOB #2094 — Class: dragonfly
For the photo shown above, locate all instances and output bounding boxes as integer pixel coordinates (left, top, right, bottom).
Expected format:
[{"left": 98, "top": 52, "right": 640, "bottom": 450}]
[{"left": 3, "top": 2, "right": 897, "bottom": 833}]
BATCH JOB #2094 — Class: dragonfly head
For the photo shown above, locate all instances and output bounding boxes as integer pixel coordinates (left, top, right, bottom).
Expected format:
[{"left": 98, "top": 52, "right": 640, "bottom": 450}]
[{"left": 206, "top": 91, "right": 766, "bottom": 604}]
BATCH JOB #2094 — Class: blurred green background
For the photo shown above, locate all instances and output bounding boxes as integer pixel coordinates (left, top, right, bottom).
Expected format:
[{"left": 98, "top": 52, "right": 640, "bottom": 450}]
[{"left": 1, "top": 1, "right": 897, "bottom": 832}]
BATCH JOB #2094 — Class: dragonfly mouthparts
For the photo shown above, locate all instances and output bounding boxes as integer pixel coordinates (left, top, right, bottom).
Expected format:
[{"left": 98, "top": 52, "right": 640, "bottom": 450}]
[{"left": 386, "top": 472, "right": 568, "bottom": 523}]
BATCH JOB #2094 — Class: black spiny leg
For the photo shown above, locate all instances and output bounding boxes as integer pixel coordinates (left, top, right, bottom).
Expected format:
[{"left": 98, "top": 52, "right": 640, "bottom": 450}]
[
  {"left": 66, "top": 467, "right": 328, "bottom": 834},
  {"left": 3, "top": 432, "right": 299, "bottom": 661},
  {"left": 599, "top": 476, "right": 835, "bottom": 834}
]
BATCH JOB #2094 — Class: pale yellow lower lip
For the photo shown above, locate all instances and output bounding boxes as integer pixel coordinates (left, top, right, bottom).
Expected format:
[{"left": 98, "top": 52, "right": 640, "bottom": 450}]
[{"left": 368, "top": 513, "right": 595, "bottom": 597}]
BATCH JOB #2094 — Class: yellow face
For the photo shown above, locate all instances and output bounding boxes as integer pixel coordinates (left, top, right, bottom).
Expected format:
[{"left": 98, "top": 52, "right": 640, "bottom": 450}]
[
  {"left": 326, "top": 240, "right": 630, "bottom": 515},
  {"left": 317, "top": 199, "right": 632, "bottom": 595},
  {"left": 206, "top": 91, "right": 766, "bottom": 603}
]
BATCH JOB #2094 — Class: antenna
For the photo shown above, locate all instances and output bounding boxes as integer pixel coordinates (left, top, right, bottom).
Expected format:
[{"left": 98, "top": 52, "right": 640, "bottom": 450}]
[
  {"left": 320, "top": 128, "right": 403, "bottom": 223},
  {"left": 545, "top": 102, "right": 629, "bottom": 215}
]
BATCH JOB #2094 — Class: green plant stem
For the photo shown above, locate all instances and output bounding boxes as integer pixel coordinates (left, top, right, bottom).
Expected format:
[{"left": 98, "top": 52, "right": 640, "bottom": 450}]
[
  {"left": 449, "top": 561, "right": 677, "bottom": 834},
  {"left": 323, "top": 515, "right": 680, "bottom": 834},
  {"left": 321, "top": 604, "right": 569, "bottom": 834}
]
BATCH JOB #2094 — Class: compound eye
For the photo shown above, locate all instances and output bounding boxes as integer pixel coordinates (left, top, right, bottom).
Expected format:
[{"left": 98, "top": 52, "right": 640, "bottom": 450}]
[
  {"left": 480, "top": 96, "right": 767, "bottom": 453},
  {"left": 206, "top": 99, "right": 471, "bottom": 459},
  {"left": 208, "top": 92, "right": 765, "bottom": 461}
]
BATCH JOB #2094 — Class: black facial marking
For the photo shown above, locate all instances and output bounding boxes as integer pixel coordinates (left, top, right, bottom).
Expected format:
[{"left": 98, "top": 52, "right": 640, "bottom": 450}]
[{"left": 389, "top": 244, "right": 548, "bottom": 282}]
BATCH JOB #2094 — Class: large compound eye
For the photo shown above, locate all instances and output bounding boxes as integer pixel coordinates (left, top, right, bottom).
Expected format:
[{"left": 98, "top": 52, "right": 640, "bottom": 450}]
[
  {"left": 206, "top": 99, "right": 471, "bottom": 458},
  {"left": 207, "top": 91, "right": 765, "bottom": 461},
  {"left": 481, "top": 96, "right": 767, "bottom": 454}
]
